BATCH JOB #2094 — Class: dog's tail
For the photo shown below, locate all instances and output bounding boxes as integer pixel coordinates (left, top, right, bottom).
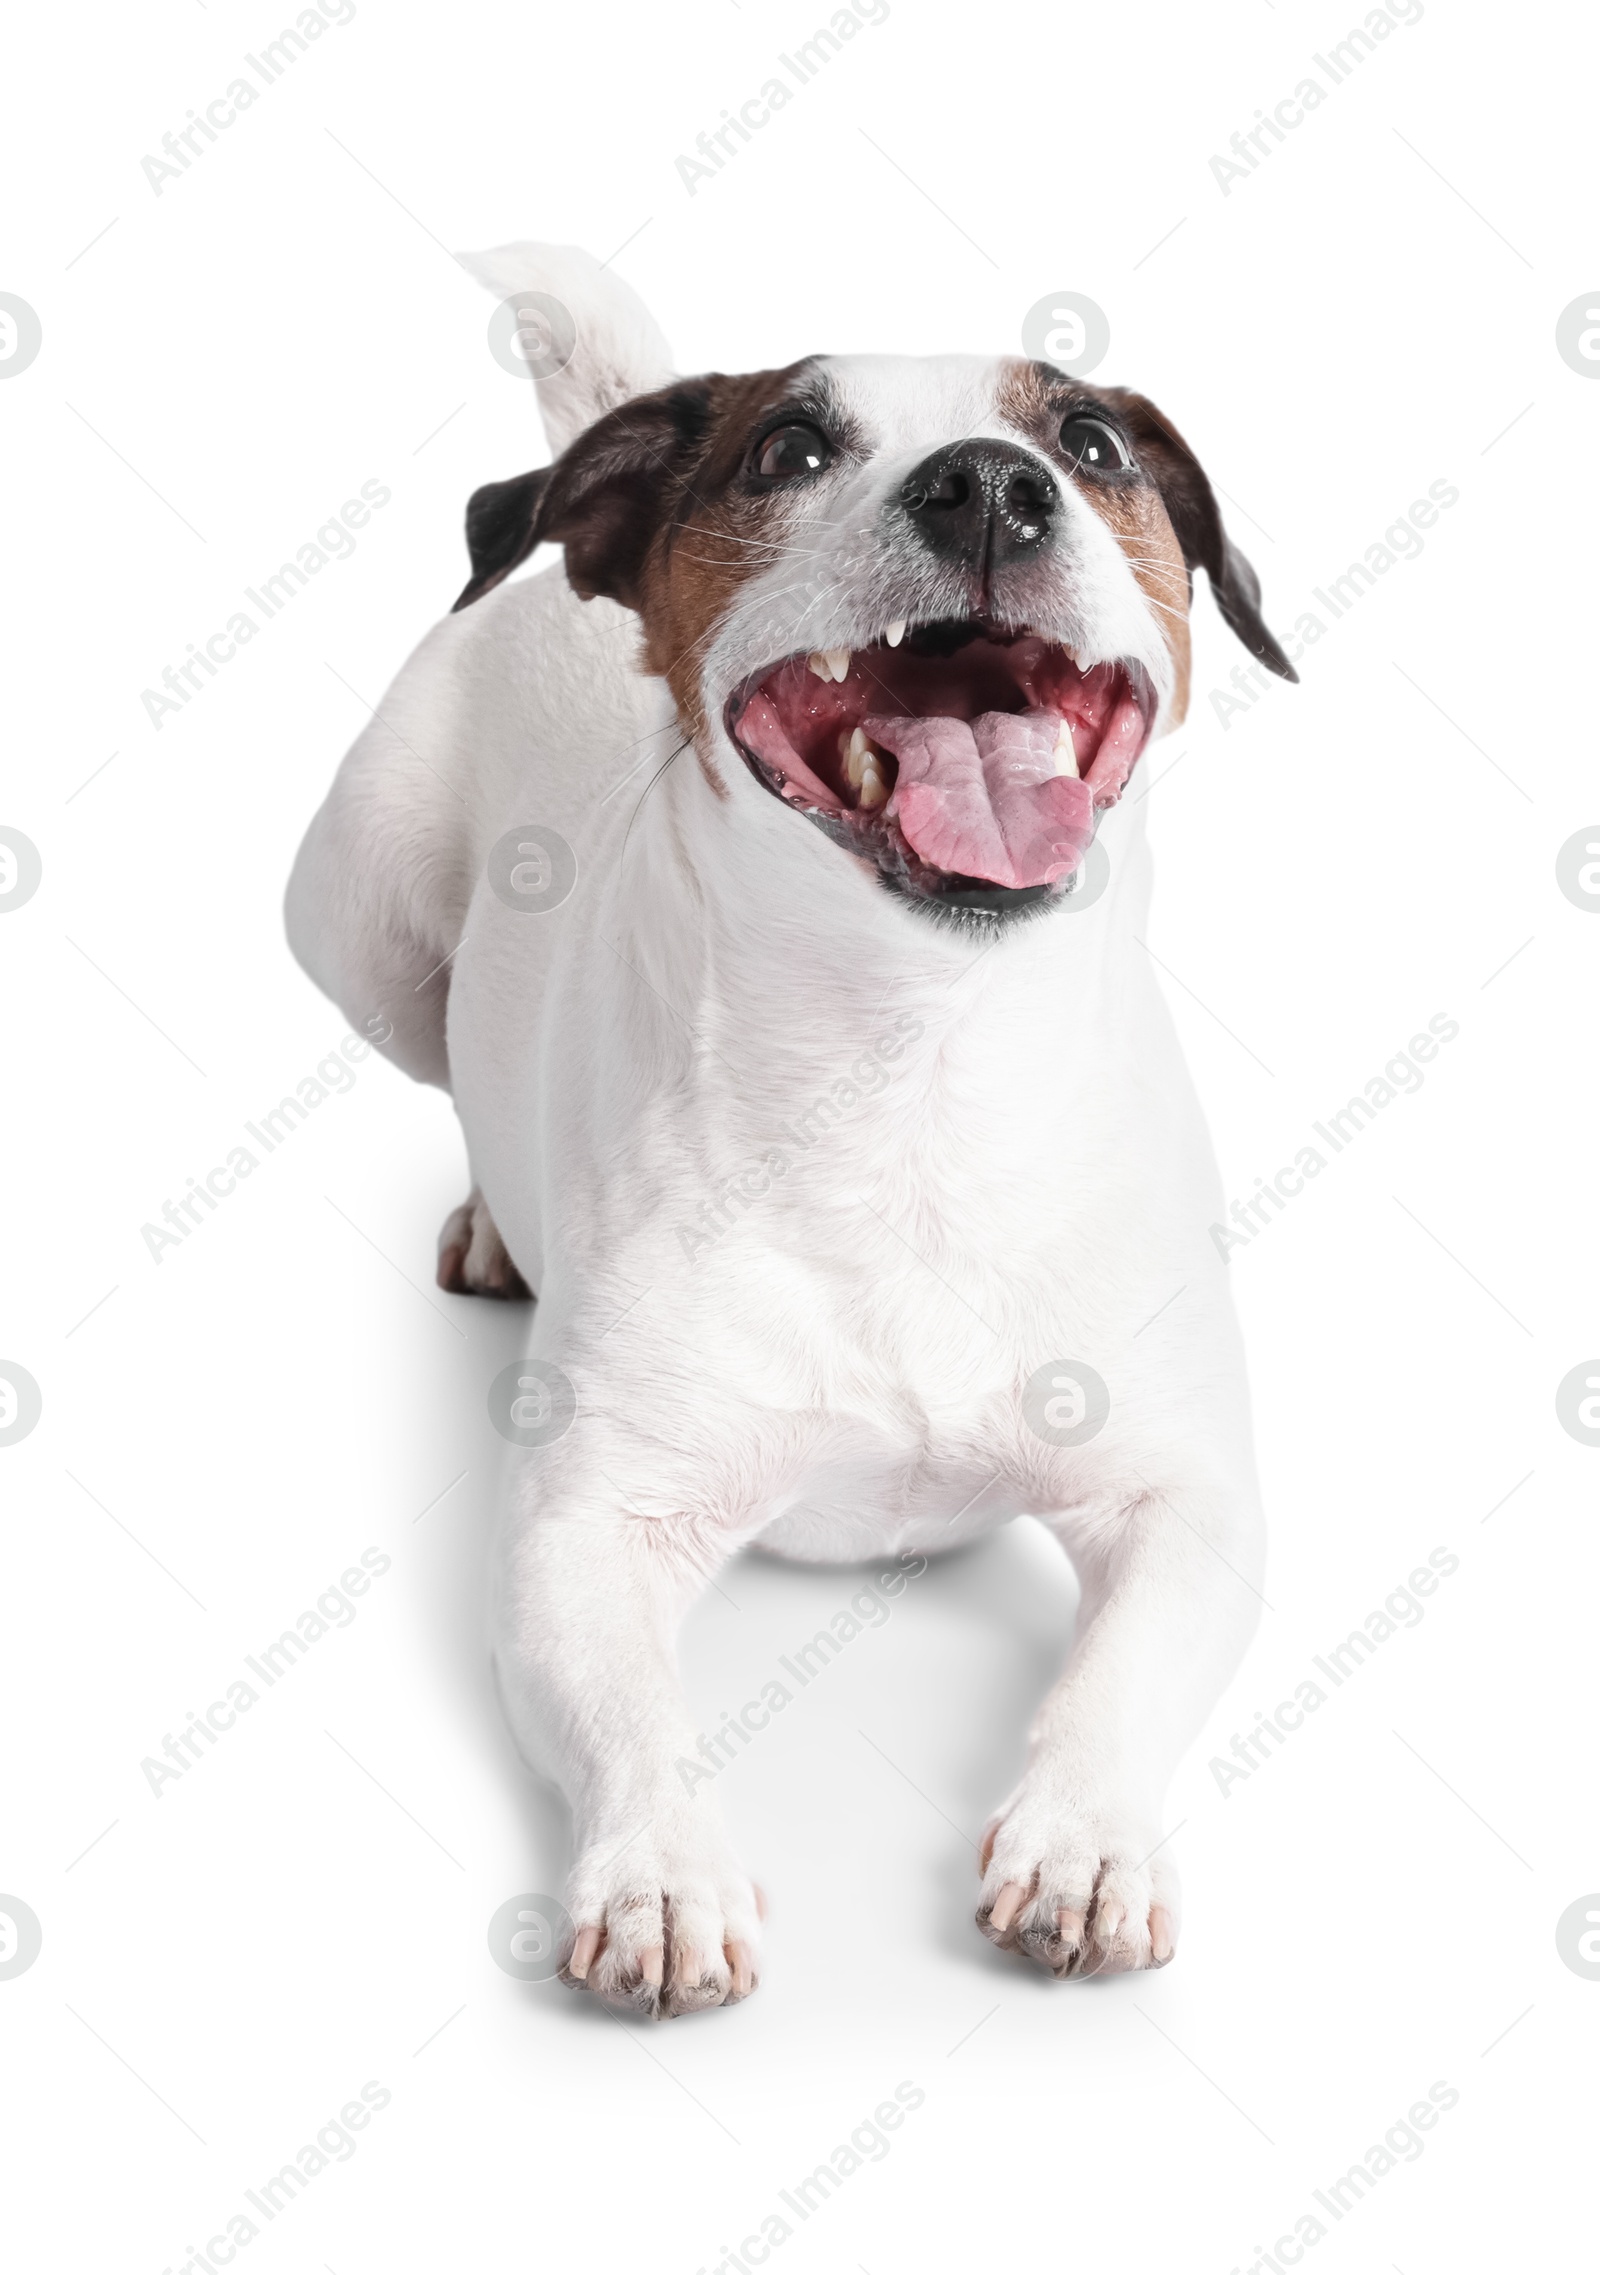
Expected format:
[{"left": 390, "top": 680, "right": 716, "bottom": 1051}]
[{"left": 455, "top": 240, "right": 675, "bottom": 455}]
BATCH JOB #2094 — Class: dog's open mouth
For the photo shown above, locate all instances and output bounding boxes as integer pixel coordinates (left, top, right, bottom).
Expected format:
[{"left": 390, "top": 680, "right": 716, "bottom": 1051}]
[{"left": 726, "top": 620, "right": 1155, "bottom": 912}]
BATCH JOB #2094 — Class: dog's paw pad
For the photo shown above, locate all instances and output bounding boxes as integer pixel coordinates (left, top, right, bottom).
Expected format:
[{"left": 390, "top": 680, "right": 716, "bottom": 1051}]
[{"left": 436, "top": 1188, "right": 530, "bottom": 1299}]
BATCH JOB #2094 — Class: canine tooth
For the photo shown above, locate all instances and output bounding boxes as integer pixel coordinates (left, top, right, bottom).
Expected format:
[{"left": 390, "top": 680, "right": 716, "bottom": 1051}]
[
  {"left": 840, "top": 726, "right": 871, "bottom": 788},
  {"left": 884, "top": 619, "right": 906, "bottom": 647},
  {"left": 807, "top": 651, "right": 832, "bottom": 681},
  {"left": 1053, "top": 719, "right": 1080, "bottom": 778},
  {"left": 857, "top": 752, "right": 889, "bottom": 810},
  {"left": 826, "top": 647, "right": 852, "bottom": 682}
]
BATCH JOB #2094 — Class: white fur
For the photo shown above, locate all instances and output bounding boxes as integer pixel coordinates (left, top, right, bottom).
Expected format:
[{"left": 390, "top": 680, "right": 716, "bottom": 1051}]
[
  {"left": 286, "top": 250, "right": 1265, "bottom": 2012},
  {"left": 455, "top": 239, "right": 675, "bottom": 454}
]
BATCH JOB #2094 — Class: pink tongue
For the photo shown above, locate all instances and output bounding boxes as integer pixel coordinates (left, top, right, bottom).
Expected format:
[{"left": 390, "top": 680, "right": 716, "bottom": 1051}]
[{"left": 863, "top": 710, "right": 1095, "bottom": 889}]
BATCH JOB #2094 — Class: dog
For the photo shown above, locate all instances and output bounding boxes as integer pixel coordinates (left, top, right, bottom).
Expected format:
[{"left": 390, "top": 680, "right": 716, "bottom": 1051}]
[{"left": 286, "top": 241, "right": 1295, "bottom": 2017}]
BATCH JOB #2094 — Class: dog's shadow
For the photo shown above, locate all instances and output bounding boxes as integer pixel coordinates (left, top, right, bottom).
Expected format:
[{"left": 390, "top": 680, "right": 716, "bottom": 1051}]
[
  {"left": 817, "top": 1522, "right": 1084, "bottom": 1978},
  {"left": 424, "top": 1296, "right": 572, "bottom": 1879}
]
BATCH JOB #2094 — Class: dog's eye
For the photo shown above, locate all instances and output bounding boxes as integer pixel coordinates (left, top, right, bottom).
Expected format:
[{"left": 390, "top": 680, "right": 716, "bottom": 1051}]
[
  {"left": 1058, "top": 416, "right": 1131, "bottom": 473},
  {"left": 755, "top": 422, "right": 832, "bottom": 479}
]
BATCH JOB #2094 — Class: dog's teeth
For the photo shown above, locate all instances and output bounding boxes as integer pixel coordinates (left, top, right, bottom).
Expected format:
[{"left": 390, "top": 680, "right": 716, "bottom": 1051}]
[
  {"left": 842, "top": 727, "right": 886, "bottom": 805},
  {"left": 826, "top": 647, "right": 852, "bottom": 682},
  {"left": 858, "top": 752, "right": 889, "bottom": 810},
  {"left": 1053, "top": 719, "right": 1080, "bottom": 778},
  {"left": 807, "top": 651, "right": 832, "bottom": 681},
  {"left": 883, "top": 619, "right": 906, "bottom": 647}
]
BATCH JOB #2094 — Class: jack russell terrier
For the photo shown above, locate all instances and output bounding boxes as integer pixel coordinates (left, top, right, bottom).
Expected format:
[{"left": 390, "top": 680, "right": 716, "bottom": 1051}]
[{"left": 286, "top": 242, "right": 1295, "bottom": 2017}]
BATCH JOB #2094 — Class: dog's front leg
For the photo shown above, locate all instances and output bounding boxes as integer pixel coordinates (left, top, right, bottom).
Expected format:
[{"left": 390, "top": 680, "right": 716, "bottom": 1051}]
[
  {"left": 494, "top": 1482, "right": 761, "bottom": 2018},
  {"left": 977, "top": 1474, "right": 1262, "bottom": 1977}
]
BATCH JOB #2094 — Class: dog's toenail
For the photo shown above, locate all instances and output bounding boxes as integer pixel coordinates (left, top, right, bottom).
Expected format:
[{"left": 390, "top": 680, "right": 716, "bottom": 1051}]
[{"left": 989, "top": 1883, "right": 1025, "bottom": 1934}]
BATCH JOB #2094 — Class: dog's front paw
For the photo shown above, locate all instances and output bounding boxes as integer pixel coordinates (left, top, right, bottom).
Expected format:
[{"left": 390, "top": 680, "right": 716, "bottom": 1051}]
[
  {"left": 976, "top": 1789, "right": 1177, "bottom": 1979},
  {"left": 559, "top": 1842, "right": 763, "bottom": 2020}
]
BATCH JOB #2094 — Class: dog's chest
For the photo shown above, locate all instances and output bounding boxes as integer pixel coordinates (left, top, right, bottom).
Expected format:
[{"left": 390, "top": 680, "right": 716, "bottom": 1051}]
[
  {"left": 651, "top": 1169, "right": 1132, "bottom": 1546},
  {"left": 750, "top": 1426, "right": 1034, "bottom": 1561}
]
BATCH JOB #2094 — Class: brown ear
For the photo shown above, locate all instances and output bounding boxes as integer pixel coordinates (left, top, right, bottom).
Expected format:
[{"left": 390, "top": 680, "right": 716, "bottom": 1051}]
[
  {"left": 1098, "top": 389, "right": 1297, "bottom": 683},
  {"left": 452, "top": 378, "right": 715, "bottom": 614}
]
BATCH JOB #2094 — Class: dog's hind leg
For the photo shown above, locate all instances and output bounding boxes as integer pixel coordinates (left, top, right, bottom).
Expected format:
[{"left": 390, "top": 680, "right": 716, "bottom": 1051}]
[
  {"left": 285, "top": 613, "right": 487, "bottom": 1091},
  {"left": 436, "top": 1185, "right": 529, "bottom": 1300},
  {"left": 285, "top": 625, "right": 530, "bottom": 1293}
]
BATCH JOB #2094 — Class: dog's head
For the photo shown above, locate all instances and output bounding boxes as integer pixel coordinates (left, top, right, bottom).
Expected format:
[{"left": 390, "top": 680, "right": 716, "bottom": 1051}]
[{"left": 456, "top": 351, "right": 1294, "bottom": 923}]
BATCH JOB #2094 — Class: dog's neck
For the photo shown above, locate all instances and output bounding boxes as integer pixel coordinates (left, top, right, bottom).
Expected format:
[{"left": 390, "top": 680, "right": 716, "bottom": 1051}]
[{"left": 614, "top": 742, "right": 1156, "bottom": 1156}]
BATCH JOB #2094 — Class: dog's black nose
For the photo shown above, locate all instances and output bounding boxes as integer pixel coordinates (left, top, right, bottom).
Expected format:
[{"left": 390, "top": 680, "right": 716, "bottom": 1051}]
[{"left": 899, "top": 439, "right": 1058, "bottom": 571}]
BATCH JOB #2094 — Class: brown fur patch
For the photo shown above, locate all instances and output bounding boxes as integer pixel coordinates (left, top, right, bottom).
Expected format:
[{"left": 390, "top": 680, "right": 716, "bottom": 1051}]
[
  {"left": 996, "top": 359, "right": 1193, "bottom": 722},
  {"left": 629, "top": 362, "right": 826, "bottom": 795},
  {"left": 1084, "top": 483, "right": 1191, "bottom": 725}
]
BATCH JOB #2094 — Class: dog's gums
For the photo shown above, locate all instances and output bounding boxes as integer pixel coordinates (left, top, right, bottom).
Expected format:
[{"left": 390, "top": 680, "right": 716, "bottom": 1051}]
[{"left": 727, "top": 621, "right": 1153, "bottom": 913}]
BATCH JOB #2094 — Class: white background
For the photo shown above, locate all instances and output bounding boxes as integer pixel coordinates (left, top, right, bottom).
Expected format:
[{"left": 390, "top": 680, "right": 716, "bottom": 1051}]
[{"left": 2, "top": 0, "right": 1595, "bottom": 2268}]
